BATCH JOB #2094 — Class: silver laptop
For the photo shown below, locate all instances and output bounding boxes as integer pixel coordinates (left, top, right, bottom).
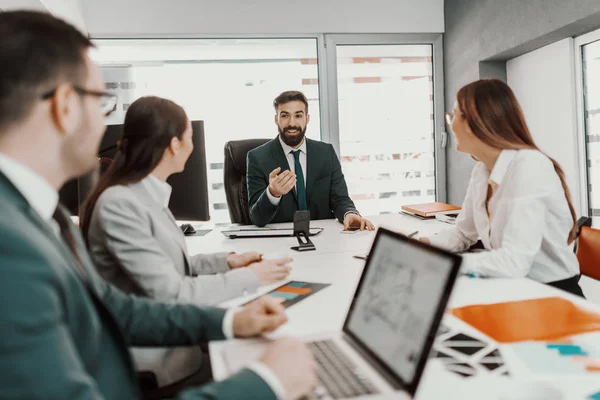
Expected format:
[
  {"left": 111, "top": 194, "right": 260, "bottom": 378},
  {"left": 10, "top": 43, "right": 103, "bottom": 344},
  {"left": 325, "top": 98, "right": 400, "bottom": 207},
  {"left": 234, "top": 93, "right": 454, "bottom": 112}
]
[
  {"left": 221, "top": 227, "right": 323, "bottom": 238},
  {"left": 222, "top": 228, "right": 461, "bottom": 399}
]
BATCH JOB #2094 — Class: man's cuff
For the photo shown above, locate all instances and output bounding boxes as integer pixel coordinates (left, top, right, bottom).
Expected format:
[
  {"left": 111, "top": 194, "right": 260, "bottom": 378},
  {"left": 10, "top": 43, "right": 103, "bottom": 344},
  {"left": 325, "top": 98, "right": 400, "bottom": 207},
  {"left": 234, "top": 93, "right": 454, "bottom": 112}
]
[
  {"left": 265, "top": 187, "right": 282, "bottom": 206},
  {"left": 247, "top": 362, "right": 286, "bottom": 400},
  {"left": 222, "top": 307, "right": 242, "bottom": 339},
  {"left": 343, "top": 210, "right": 360, "bottom": 220}
]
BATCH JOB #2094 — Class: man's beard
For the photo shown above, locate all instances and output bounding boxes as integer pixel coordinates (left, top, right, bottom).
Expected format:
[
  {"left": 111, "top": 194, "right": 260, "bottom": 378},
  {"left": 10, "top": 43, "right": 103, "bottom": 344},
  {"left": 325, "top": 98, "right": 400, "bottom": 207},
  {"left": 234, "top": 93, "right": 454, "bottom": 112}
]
[
  {"left": 65, "top": 118, "right": 103, "bottom": 179},
  {"left": 278, "top": 125, "right": 307, "bottom": 147}
]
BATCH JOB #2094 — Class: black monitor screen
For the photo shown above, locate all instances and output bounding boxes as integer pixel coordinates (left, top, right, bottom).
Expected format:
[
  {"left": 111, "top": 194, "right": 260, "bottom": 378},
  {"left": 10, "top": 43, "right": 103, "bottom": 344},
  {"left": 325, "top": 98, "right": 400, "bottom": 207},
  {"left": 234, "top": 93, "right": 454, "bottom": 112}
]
[{"left": 60, "top": 121, "right": 210, "bottom": 220}]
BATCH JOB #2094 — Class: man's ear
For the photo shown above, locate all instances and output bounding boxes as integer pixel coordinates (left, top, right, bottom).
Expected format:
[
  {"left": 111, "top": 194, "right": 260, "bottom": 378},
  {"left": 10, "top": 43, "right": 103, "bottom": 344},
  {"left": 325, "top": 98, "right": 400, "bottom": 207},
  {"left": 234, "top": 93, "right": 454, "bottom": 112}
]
[
  {"left": 306, "top": 113, "right": 310, "bottom": 125},
  {"left": 50, "top": 84, "right": 79, "bottom": 136},
  {"left": 274, "top": 113, "right": 278, "bottom": 125}
]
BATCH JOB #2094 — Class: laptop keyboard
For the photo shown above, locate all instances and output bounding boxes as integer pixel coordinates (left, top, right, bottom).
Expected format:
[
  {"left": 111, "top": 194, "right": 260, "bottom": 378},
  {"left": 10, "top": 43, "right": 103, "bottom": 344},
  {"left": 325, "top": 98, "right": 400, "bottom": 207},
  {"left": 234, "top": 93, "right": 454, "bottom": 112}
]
[{"left": 308, "top": 340, "right": 379, "bottom": 399}]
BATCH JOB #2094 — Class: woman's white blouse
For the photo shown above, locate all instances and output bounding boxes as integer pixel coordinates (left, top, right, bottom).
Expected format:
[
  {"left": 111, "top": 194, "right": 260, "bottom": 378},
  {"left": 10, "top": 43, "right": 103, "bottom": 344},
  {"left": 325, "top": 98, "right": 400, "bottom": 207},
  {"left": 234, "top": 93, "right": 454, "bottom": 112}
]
[{"left": 429, "top": 149, "right": 579, "bottom": 282}]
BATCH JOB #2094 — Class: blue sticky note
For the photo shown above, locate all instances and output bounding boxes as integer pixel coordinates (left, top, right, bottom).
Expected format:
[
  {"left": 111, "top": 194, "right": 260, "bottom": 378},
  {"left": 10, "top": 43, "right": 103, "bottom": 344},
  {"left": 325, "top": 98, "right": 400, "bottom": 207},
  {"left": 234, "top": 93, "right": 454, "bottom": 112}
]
[
  {"left": 588, "top": 392, "right": 600, "bottom": 400},
  {"left": 511, "top": 342, "right": 585, "bottom": 374},
  {"left": 546, "top": 344, "right": 588, "bottom": 356},
  {"left": 287, "top": 282, "right": 308, "bottom": 288},
  {"left": 271, "top": 292, "right": 298, "bottom": 300}
]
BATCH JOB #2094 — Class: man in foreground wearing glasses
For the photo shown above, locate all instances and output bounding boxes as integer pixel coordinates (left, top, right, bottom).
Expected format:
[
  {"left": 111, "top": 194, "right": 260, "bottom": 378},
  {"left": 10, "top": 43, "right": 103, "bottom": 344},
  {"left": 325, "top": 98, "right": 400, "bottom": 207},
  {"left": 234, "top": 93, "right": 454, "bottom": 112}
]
[
  {"left": 0, "top": 10, "right": 316, "bottom": 400},
  {"left": 41, "top": 85, "right": 118, "bottom": 117}
]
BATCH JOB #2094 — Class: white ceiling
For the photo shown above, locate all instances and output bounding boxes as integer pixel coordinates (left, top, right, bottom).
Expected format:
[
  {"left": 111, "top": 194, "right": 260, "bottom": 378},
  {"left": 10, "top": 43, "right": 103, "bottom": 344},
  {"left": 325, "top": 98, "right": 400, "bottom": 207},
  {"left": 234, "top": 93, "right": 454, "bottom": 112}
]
[
  {"left": 0, "top": 0, "right": 86, "bottom": 32},
  {"left": 80, "top": 0, "right": 444, "bottom": 36},
  {"left": 1, "top": 0, "right": 444, "bottom": 36},
  {"left": 0, "top": 0, "right": 46, "bottom": 11}
]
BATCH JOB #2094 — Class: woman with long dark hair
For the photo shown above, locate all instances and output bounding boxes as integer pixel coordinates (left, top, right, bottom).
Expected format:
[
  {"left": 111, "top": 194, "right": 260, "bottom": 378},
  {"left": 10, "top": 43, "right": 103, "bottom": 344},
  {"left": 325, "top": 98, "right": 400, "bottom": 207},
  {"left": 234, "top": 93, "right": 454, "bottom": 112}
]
[
  {"left": 81, "top": 96, "right": 292, "bottom": 387},
  {"left": 421, "top": 79, "right": 583, "bottom": 297}
]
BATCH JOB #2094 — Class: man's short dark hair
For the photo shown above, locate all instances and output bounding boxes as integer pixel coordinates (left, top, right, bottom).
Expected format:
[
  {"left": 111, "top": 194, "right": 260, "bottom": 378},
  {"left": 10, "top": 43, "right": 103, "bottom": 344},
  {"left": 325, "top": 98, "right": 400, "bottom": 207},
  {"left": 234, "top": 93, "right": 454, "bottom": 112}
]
[
  {"left": 273, "top": 91, "right": 309, "bottom": 113},
  {"left": 0, "top": 11, "right": 93, "bottom": 130}
]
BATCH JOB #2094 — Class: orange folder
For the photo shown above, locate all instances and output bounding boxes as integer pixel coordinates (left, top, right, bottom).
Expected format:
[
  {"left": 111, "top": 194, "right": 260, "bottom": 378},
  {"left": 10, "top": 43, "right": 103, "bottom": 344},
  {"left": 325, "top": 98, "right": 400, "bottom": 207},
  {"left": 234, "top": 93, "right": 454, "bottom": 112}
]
[
  {"left": 401, "top": 202, "right": 461, "bottom": 218},
  {"left": 450, "top": 297, "right": 600, "bottom": 343}
]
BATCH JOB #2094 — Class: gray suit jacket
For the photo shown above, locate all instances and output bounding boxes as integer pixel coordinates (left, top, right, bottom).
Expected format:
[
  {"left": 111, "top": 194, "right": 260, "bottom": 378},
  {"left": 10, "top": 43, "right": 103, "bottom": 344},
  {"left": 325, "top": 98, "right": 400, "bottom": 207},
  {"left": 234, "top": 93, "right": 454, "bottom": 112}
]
[
  {"left": 87, "top": 181, "right": 259, "bottom": 305},
  {"left": 87, "top": 181, "right": 260, "bottom": 385}
]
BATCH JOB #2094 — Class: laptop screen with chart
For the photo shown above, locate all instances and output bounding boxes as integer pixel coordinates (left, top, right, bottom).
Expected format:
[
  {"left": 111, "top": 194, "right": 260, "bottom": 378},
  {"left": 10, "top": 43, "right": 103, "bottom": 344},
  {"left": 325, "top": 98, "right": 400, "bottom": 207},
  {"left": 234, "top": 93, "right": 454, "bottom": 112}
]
[
  {"left": 219, "top": 228, "right": 460, "bottom": 399},
  {"left": 344, "top": 229, "right": 460, "bottom": 394}
]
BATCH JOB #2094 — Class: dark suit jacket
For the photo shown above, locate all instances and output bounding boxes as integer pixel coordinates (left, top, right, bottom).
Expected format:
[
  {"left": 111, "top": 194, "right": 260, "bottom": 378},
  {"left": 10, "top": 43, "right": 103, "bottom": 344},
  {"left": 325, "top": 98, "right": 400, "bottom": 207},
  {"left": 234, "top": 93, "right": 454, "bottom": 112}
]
[
  {"left": 247, "top": 137, "right": 357, "bottom": 227},
  {"left": 0, "top": 173, "right": 274, "bottom": 400}
]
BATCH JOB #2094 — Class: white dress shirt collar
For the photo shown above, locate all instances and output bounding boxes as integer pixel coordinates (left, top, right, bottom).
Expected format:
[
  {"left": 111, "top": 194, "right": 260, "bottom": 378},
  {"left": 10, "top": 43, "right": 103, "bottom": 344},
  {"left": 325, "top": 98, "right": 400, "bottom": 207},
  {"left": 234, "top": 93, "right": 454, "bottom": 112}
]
[
  {"left": 0, "top": 153, "right": 58, "bottom": 221},
  {"left": 488, "top": 149, "right": 517, "bottom": 186},
  {"left": 278, "top": 135, "right": 307, "bottom": 156},
  {"left": 140, "top": 174, "right": 172, "bottom": 208}
]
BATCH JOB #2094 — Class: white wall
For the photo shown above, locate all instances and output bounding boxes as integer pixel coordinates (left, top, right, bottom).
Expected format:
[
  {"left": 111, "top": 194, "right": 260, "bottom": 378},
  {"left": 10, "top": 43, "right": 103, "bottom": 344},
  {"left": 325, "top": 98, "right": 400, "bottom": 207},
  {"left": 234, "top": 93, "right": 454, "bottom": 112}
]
[
  {"left": 0, "top": 0, "right": 86, "bottom": 33},
  {"left": 507, "top": 38, "right": 581, "bottom": 216},
  {"left": 81, "top": 0, "right": 444, "bottom": 36},
  {"left": 0, "top": 0, "right": 46, "bottom": 11},
  {"left": 507, "top": 39, "right": 600, "bottom": 304},
  {"left": 40, "top": 0, "right": 87, "bottom": 33}
]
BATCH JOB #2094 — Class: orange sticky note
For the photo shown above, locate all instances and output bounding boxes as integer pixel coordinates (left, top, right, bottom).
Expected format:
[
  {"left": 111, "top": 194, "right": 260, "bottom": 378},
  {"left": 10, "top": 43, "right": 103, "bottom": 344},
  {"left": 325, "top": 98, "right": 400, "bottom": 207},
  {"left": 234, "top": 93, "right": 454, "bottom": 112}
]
[{"left": 277, "top": 286, "right": 312, "bottom": 296}]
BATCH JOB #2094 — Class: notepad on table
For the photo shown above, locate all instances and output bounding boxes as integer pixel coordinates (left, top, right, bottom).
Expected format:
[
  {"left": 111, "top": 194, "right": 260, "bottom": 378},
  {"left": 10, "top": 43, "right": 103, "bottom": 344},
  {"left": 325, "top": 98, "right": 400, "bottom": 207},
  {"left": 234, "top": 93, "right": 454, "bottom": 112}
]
[{"left": 401, "top": 202, "right": 461, "bottom": 218}]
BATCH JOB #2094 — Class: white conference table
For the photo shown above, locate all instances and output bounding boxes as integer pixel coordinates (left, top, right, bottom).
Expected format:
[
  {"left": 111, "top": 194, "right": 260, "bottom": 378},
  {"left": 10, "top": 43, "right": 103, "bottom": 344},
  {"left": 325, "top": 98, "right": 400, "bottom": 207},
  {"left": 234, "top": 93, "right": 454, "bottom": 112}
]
[{"left": 186, "top": 213, "right": 600, "bottom": 400}]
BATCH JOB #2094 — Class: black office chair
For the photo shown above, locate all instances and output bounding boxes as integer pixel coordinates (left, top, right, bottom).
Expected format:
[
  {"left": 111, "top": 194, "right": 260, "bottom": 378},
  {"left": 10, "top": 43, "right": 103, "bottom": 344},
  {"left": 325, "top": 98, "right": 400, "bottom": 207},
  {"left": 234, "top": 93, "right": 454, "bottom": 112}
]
[{"left": 223, "top": 139, "right": 270, "bottom": 225}]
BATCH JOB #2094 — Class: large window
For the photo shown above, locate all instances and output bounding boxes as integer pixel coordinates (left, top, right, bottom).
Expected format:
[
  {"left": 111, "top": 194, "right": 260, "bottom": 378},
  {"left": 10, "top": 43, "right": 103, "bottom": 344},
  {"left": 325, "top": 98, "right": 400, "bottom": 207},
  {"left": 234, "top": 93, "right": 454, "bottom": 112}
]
[
  {"left": 91, "top": 35, "right": 444, "bottom": 223},
  {"left": 578, "top": 34, "right": 600, "bottom": 216},
  {"left": 334, "top": 44, "right": 435, "bottom": 216},
  {"left": 91, "top": 39, "right": 321, "bottom": 223}
]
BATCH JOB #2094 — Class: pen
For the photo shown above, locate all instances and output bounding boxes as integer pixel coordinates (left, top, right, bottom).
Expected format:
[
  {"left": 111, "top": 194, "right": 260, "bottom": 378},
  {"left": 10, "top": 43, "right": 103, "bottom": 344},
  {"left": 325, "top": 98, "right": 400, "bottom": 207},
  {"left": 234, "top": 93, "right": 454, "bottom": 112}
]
[{"left": 407, "top": 231, "right": 419, "bottom": 239}]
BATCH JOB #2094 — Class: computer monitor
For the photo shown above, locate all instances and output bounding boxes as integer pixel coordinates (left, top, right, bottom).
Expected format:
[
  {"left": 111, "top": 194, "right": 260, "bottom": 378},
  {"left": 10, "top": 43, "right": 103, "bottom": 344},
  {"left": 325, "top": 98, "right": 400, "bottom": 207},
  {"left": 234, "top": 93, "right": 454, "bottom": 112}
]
[
  {"left": 60, "top": 120, "right": 210, "bottom": 220},
  {"left": 58, "top": 179, "right": 82, "bottom": 216},
  {"left": 58, "top": 168, "right": 99, "bottom": 216},
  {"left": 168, "top": 120, "right": 210, "bottom": 220}
]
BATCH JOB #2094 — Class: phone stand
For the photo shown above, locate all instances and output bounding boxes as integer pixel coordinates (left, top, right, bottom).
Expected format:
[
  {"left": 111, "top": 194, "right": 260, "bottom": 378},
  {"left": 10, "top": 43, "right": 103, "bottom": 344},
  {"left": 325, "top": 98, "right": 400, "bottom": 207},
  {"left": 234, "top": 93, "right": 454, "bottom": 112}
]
[
  {"left": 292, "top": 231, "right": 316, "bottom": 252},
  {"left": 291, "top": 210, "right": 316, "bottom": 252}
]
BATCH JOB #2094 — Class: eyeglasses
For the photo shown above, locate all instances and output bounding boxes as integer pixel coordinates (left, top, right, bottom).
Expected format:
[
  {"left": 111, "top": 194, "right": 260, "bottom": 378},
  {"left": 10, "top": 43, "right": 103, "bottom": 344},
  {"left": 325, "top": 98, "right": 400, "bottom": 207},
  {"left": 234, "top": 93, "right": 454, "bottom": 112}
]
[
  {"left": 445, "top": 111, "right": 455, "bottom": 126},
  {"left": 41, "top": 86, "right": 117, "bottom": 116},
  {"left": 446, "top": 108, "right": 463, "bottom": 127}
]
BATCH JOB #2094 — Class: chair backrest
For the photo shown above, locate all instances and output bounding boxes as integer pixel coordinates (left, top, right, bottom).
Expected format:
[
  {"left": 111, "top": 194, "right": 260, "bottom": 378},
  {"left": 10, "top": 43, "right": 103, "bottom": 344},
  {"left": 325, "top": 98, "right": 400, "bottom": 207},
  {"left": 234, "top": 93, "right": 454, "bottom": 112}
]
[
  {"left": 576, "top": 225, "right": 600, "bottom": 281},
  {"left": 223, "top": 139, "right": 270, "bottom": 224},
  {"left": 574, "top": 216, "right": 593, "bottom": 253}
]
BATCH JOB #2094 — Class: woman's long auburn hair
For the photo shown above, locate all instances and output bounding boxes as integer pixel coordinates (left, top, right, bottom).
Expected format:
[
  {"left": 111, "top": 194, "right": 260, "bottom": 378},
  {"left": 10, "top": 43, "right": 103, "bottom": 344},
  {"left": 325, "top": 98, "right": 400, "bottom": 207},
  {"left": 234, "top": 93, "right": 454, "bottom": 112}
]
[
  {"left": 456, "top": 79, "right": 578, "bottom": 244},
  {"left": 80, "top": 96, "right": 188, "bottom": 242}
]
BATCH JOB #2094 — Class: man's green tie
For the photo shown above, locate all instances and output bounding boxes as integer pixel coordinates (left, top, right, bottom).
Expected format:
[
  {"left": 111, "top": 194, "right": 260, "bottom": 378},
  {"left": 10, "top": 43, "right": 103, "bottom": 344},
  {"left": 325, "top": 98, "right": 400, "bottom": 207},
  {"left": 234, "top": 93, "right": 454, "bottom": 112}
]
[{"left": 292, "top": 150, "right": 308, "bottom": 210}]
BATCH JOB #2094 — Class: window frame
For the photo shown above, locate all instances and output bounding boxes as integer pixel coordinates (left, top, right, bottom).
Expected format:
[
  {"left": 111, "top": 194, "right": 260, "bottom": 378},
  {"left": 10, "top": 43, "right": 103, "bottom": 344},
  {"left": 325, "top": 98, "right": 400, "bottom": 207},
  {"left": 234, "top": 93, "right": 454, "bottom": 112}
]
[
  {"left": 322, "top": 33, "right": 446, "bottom": 203},
  {"left": 92, "top": 32, "right": 447, "bottom": 212},
  {"left": 574, "top": 29, "right": 600, "bottom": 216}
]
